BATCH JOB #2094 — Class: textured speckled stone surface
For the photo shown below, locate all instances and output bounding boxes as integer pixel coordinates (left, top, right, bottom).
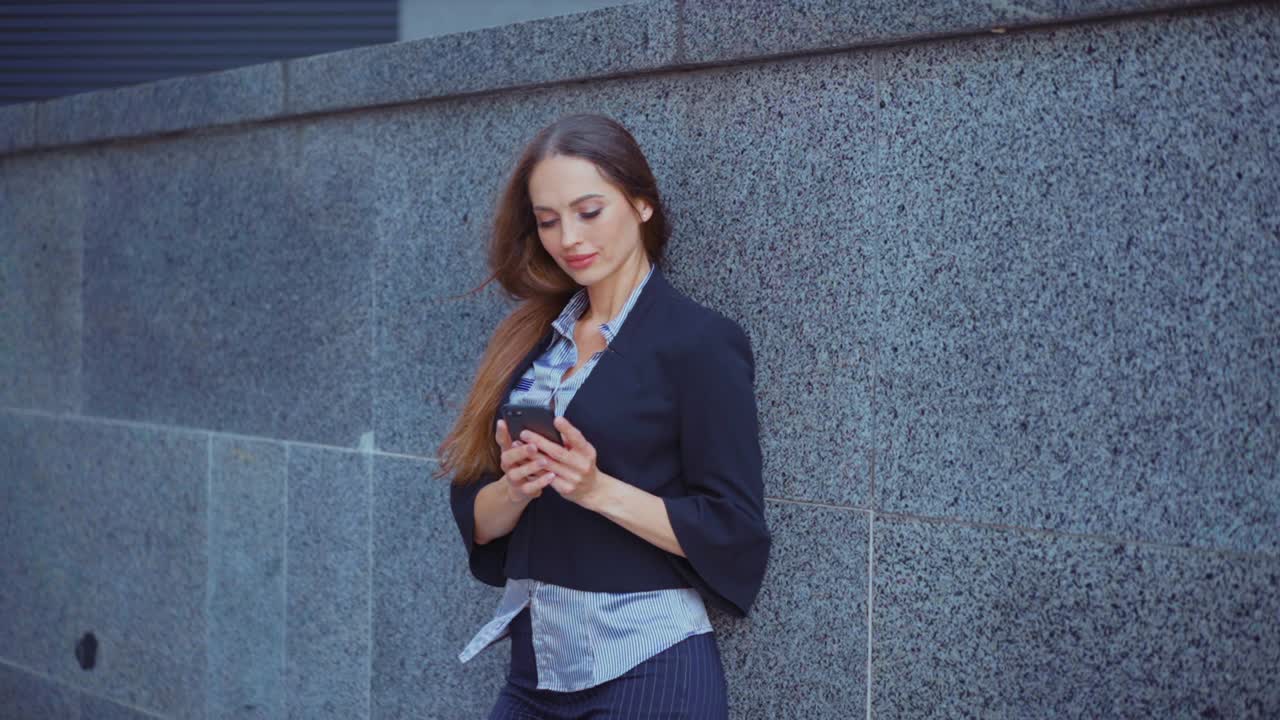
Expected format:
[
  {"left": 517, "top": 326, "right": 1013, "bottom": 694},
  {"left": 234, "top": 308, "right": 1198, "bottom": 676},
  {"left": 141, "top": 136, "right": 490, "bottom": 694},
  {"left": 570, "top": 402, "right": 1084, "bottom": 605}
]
[
  {"left": 0, "top": 413, "right": 207, "bottom": 718},
  {"left": 0, "top": 151, "right": 84, "bottom": 413},
  {"left": 872, "top": 516, "right": 1280, "bottom": 718},
  {"left": 679, "top": 0, "right": 1224, "bottom": 64},
  {"left": 0, "top": 102, "right": 36, "bottom": 154},
  {"left": 37, "top": 62, "right": 284, "bottom": 149},
  {"left": 368, "top": 101, "right": 520, "bottom": 458},
  {"left": 286, "top": 445, "right": 370, "bottom": 720},
  {"left": 288, "top": 0, "right": 678, "bottom": 116},
  {"left": 371, "top": 456, "right": 506, "bottom": 717},
  {"left": 81, "top": 123, "right": 376, "bottom": 449},
  {"left": 661, "top": 53, "right": 880, "bottom": 507},
  {"left": 0, "top": 663, "right": 78, "bottom": 719},
  {"left": 0, "top": 1, "right": 1235, "bottom": 152},
  {"left": 208, "top": 437, "right": 286, "bottom": 720},
  {"left": 712, "top": 500, "right": 869, "bottom": 719},
  {"left": 871, "top": 5, "right": 1280, "bottom": 555},
  {"left": 1, "top": 2, "right": 1276, "bottom": 718}
]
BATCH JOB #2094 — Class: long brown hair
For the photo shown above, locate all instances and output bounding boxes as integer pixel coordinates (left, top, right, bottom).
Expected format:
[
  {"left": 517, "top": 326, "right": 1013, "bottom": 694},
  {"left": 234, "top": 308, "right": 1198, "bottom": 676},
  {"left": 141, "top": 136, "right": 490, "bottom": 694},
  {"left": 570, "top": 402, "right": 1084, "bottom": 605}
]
[{"left": 434, "top": 113, "right": 672, "bottom": 487}]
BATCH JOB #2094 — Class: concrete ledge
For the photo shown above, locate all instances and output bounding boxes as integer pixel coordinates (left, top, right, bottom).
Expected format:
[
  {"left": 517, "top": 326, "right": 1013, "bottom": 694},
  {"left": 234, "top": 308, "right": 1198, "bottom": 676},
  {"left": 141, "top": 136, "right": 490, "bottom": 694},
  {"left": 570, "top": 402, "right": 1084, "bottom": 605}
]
[
  {"left": 0, "top": 103, "right": 35, "bottom": 154},
  {"left": 38, "top": 62, "right": 285, "bottom": 149},
  {"left": 679, "top": 0, "right": 1229, "bottom": 63},
  {"left": 287, "top": 0, "right": 679, "bottom": 116},
  {"left": 0, "top": 0, "right": 1243, "bottom": 155}
]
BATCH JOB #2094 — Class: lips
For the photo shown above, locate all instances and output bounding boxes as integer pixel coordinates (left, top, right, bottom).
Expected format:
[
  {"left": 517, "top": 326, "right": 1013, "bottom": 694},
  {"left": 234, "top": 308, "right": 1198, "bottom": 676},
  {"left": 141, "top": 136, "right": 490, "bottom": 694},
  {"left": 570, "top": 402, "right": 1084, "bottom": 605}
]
[{"left": 566, "top": 253, "right": 597, "bottom": 269}]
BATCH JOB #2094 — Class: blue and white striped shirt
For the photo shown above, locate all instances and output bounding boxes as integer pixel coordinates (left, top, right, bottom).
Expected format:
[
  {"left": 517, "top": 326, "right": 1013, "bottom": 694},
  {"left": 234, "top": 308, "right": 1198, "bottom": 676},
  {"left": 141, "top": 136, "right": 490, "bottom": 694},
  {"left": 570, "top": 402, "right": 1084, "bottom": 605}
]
[{"left": 457, "top": 263, "right": 714, "bottom": 692}]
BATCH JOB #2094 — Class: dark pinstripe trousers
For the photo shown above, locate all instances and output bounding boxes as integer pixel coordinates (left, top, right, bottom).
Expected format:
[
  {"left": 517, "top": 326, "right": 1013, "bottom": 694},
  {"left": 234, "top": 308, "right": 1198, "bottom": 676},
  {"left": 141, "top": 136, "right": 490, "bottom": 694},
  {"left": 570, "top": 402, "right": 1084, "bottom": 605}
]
[{"left": 488, "top": 606, "right": 729, "bottom": 719}]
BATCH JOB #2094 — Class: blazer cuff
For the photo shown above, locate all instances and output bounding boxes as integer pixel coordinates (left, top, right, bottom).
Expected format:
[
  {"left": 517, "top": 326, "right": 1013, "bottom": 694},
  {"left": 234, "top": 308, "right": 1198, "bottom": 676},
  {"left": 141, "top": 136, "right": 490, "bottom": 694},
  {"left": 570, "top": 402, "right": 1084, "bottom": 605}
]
[
  {"left": 448, "top": 470, "right": 509, "bottom": 587},
  {"left": 663, "top": 494, "right": 771, "bottom": 617}
]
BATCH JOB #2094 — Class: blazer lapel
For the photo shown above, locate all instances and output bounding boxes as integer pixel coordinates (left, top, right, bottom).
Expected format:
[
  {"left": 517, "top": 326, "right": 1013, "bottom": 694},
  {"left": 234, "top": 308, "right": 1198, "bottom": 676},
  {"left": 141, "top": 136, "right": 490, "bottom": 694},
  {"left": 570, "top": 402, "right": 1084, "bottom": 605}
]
[
  {"left": 562, "top": 262, "right": 673, "bottom": 425},
  {"left": 496, "top": 262, "right": 674, "bottom": 425}
]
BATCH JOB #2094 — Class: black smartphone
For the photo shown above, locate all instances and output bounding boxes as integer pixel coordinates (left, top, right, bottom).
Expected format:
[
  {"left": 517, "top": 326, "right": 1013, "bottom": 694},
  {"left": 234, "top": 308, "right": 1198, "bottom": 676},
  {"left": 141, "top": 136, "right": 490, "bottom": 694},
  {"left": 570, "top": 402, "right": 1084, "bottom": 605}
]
[{"left": 500, "top": 403, "right": 564, "bottom": 446}]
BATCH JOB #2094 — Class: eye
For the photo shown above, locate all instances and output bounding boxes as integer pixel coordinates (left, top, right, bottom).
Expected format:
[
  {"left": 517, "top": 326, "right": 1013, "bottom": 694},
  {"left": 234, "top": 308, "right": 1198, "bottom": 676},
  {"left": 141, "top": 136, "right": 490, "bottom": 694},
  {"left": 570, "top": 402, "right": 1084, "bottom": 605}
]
[{"left": 538, "top": 209, "right": 601, "bottom": 229}]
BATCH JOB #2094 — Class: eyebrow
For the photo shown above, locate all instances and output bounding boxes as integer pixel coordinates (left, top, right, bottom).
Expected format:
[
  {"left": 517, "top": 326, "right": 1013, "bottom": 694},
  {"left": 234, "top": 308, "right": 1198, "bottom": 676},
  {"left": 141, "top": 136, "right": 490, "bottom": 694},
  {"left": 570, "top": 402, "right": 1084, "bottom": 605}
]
[{"left": 532, "top": 193, "right": 604, "bottom": 212}]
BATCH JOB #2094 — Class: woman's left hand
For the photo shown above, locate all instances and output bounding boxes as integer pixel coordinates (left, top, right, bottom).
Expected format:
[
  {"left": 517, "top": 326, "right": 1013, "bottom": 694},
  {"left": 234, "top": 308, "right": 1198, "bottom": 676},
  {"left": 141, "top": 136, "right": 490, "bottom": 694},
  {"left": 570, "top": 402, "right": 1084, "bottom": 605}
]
[{"left": 518, "top": 416, "right": 609, "bottom": 508}]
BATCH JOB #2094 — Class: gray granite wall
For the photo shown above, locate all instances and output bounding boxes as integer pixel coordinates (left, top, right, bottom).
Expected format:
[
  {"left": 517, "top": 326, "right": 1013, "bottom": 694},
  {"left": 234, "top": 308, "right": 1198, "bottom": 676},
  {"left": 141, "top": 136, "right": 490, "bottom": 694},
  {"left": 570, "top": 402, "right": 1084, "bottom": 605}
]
[{"left": 2, "top": 1, "right": 1276, "bottom": 718}]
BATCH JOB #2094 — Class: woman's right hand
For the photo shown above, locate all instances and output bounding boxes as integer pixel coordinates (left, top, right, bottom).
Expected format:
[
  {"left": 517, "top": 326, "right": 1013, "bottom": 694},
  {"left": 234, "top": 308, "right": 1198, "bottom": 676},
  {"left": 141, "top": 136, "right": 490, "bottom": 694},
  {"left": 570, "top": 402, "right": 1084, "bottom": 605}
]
[{"left": 496, "top": 419, "right": 555, "bottom": 504}]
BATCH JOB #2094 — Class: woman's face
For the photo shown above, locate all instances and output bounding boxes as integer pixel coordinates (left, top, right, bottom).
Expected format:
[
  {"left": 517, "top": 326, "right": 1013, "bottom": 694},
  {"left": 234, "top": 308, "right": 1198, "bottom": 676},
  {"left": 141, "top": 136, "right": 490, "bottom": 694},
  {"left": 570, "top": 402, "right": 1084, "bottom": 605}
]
[{"left": 528, "top": 154, "right": 651, "bottom": 286}]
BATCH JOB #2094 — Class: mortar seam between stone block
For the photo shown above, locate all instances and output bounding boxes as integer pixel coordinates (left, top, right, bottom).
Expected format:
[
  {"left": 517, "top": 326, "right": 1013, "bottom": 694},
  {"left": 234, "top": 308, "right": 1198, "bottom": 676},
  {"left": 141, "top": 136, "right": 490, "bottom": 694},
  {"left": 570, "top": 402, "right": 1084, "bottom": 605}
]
[
  {"left": 873, "top": 509, "right": 1280, "bottom": 562},
  {"left": 0, "top": 658, "right": 168, "bottom": 718},
  {"left": 366, "top": 451, "right": 373, "bottom": 720},
  {"left": 205, "top": 433, "right": 212, "bottom": 720},
  {"left": 866, "top": 509, "right": 875, "bottom": 720},
  {"left": 283, "top": 443, "right": 290, "bottom": 718},
  {"left": 0, "top": 406, "right": 377, "bottom": 457}
]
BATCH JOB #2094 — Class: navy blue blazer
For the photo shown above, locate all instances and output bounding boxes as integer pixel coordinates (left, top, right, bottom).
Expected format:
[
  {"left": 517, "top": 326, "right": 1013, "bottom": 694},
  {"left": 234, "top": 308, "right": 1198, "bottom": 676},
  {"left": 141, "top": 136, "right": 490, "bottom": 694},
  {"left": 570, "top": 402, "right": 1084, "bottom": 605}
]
[{"left": 449, "top": 262, "right": 771, "bottom": 618}]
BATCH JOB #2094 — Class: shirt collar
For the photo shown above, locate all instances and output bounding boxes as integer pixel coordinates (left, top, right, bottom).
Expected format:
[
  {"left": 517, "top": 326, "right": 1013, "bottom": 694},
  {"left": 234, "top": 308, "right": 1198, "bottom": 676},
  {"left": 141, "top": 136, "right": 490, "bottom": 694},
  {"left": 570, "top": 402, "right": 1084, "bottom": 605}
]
[{"left": 551, "top": 263, "right": 655, "bottom": 345}]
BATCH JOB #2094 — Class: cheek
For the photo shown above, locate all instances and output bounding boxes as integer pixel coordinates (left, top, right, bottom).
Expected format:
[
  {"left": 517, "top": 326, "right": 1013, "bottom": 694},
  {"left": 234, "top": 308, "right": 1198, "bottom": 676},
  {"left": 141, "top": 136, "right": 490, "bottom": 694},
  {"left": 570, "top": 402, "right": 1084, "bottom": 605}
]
[{"left": 597, "top": 215, "right": 628, "bottom": 243}]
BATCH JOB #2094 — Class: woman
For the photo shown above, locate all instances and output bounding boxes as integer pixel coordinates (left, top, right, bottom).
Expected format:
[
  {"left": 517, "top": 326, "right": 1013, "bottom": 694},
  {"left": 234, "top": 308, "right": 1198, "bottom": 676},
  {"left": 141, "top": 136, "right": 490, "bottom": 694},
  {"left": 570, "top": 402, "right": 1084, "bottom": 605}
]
[{"left": 436, "top": 112, "right": 771, "bottom": 718}]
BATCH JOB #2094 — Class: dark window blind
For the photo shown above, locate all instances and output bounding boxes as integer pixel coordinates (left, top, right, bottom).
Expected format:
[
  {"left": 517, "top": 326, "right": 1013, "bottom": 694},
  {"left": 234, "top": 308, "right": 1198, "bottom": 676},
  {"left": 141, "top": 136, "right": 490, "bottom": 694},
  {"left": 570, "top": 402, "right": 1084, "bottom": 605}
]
[{"left": 0, "top": 1, "right": 398, "bottom": 106}]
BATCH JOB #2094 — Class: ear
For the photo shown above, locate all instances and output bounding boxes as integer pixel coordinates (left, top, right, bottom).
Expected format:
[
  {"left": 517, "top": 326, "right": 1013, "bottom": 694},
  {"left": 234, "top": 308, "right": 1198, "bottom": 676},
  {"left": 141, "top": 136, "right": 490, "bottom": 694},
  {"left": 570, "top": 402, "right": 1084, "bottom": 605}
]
[{"left": 637, "top": 200, "right": 653, "bottom": 223}]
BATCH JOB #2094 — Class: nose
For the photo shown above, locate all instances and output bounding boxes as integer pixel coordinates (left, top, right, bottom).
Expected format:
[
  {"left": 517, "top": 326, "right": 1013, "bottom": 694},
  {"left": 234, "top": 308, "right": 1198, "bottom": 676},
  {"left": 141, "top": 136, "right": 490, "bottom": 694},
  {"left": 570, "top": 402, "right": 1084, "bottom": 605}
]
[{"left": 559, "top": 219, "right": 583, "bottom": 251}]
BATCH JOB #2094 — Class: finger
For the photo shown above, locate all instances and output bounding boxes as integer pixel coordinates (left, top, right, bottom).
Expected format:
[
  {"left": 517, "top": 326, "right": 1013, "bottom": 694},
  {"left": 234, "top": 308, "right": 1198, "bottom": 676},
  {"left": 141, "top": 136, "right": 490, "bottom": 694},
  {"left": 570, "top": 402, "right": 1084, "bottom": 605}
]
[
  {"left": 518, "top": 474, "right": 550, "bottom": 497},
  {"left": 554, "top": 416, "right": 595, "bottom": 460},
  {"left": 537, "top": 453, "right": 581, "bottom": 479},
  {"left": 520, "top": 429, "right": 569, "bottom": 463},
  {"left": 517, "top": 471, "right": 553, "bottom": 497},
  {"left": 550, "top": 474, "right": 573, "bottom": 495},
  {"left": 516, "top": 452, "right": 552, "bottom": 482},
  {"left": 495, "top": 419, "right": 513, "bottom": 450},
  {"left": 552, "top": 416, "right": 578, "bottom": 448},
  {"left": 499, "top": 443, "right": 524, "bottom": 470},
  {"left": 501, "top": 441, "right": 539, "bottom": 469}
]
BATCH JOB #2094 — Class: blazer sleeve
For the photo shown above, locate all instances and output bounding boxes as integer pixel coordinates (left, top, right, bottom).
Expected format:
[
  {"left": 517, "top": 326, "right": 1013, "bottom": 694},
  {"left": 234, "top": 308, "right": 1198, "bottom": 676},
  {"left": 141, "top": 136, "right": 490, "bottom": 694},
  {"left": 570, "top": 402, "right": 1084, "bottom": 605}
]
[
  {"left": 661, "top": 313, "right": 772, "bottom": 617},
  {"left": 448, "top": 469, "right": 509, "bottom": 587}
]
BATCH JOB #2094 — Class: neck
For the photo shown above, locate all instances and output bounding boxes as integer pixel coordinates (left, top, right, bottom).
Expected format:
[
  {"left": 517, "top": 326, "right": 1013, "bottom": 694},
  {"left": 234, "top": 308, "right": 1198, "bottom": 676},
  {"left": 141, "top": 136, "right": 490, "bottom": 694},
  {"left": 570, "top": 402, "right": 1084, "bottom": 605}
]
[{"left": 584, "top": 253, "right": 651, "bottom": 326}]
